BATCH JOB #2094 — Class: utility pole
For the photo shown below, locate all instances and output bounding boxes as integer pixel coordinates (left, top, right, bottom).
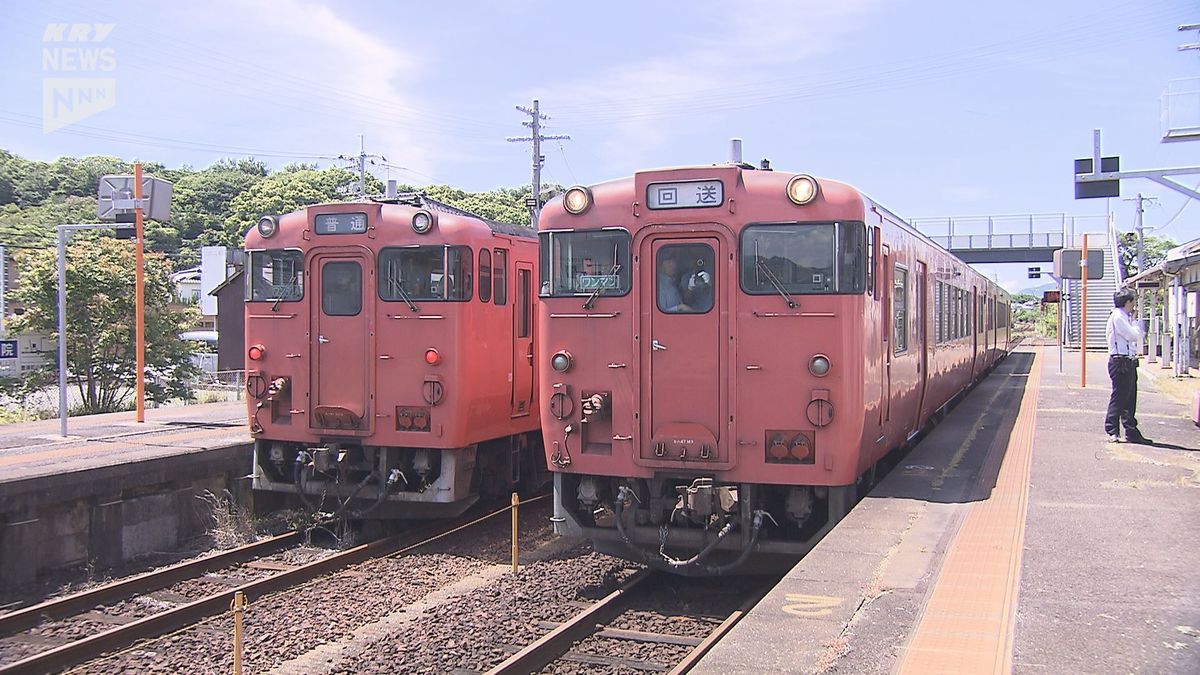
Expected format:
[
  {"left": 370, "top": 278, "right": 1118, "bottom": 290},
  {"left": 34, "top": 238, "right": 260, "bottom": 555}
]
[
  {"left": 507, "top": 99, "right": 569, "bottom": 224},
  {"left": 337, "top": 136, "right": 387, "bottom": 199}
]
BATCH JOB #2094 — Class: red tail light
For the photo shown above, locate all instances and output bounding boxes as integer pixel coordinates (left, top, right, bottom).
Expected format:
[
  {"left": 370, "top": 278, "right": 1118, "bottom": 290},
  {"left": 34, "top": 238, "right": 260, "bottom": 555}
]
[
  {"left": 248, "top": 345, "right": 265, "bottom": 361},
  {"left": 424, "top": 349, "right": 441, "bottom": 365}
]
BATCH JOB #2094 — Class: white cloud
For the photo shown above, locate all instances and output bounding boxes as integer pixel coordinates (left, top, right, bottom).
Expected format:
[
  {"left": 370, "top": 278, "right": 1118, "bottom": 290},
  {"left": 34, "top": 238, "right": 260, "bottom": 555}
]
[{"left": 535, "top": 0, "right": 884, "bottom": 173}]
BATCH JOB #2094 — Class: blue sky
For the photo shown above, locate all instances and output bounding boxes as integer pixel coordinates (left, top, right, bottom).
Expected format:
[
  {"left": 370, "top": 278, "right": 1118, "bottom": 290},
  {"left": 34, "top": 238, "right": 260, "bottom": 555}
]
[{"left": 0, "top": 0, "right": 1197, "bottom": 290}]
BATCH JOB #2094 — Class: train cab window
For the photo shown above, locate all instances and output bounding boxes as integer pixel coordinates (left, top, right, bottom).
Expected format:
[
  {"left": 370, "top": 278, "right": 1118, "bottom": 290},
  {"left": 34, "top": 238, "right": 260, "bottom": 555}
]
[
  {"left": 321, "top": 261, "right": 362, "bottom": 316},
  {"left": 655, "top": 243, "right": 715, "bottom": 314},
  {"left": 893, "top": 265, "right": 908, "bottom": 353},
  {"left": 378, "top": 245, "right": 473, "bottom": 302},
  {"left": 493, "top": 248, "right": 508, "bottom": 305},
  {"left": 246, "top": 249, "right": 303, "bottom": 302},
  {"left": 478, "top": 249, "right": 492, "bottom": 303},
  {"left": 539, "top": 229, "right": 632, "bottom": 297},
  {"left": 740, "top": 222, "right": 866, "bottom": 295},
  {"left": 866, "top": 226, "right": 877, "bottom": 296}
]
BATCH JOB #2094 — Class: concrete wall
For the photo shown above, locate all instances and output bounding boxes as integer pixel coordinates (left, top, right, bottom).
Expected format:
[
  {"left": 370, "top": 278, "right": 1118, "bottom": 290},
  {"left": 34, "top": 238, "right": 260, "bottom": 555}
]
[{"left": 0, "top": 443, "right": 252, "bottom": 588}]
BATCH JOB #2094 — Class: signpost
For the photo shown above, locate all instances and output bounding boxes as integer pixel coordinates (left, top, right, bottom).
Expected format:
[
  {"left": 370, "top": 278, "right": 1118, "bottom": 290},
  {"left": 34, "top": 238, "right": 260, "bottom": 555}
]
[
  {"left": 51, "top": 167, "right": 173, "bottom": 437},
  {"left": 96, "top": 167, "right": 172, "bottom": 425}
]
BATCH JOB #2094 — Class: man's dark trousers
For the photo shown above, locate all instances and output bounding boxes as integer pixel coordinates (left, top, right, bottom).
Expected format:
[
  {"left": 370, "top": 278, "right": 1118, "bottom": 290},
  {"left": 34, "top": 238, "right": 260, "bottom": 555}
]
[{"left": 1105, "top": 356, "right": 1139, "bottom": 436}]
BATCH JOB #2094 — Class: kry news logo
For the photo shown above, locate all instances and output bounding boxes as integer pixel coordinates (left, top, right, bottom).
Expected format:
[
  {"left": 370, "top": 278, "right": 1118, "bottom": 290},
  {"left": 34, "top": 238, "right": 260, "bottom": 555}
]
[{"left": 42, "top": 23, "right": 117, "bottom": 133}]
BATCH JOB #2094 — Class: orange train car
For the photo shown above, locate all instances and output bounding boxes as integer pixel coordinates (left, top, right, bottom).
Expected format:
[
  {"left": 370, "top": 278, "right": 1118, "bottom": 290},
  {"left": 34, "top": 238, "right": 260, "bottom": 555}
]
[
  {"left": 245, "top": 196, "right": 544, "bottom": 519},
  {"left": 537, "top": 164, "right": 1010, "bottom": 573}
]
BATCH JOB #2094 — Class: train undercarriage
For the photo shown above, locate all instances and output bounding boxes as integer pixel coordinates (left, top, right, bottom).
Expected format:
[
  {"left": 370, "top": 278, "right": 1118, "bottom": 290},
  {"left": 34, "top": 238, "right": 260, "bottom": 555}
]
[
  {"left": 552, "top": 472, "right": 861, "bottom": 575},
  {"left": 253, "top": 432, "right": 545, "bottom": 520}
]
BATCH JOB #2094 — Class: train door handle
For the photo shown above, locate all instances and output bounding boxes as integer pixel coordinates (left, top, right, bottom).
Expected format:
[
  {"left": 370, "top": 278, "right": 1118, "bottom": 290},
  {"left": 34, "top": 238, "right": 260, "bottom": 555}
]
[
  {"left": 651, "top": 339, "right": 668, "bottom": 351},
  {"left": 318, "top": 335, "right": 330, "bottom": 344},
  {"left": 526, "top": 345, "right": 534, "bottom": 364}
]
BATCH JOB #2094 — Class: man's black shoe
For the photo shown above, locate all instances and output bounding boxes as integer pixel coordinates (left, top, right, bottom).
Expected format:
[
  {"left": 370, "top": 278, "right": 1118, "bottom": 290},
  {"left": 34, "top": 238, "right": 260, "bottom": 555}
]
[{"left": 1125, "top": 430, "right": 1152, "bottom": 444}]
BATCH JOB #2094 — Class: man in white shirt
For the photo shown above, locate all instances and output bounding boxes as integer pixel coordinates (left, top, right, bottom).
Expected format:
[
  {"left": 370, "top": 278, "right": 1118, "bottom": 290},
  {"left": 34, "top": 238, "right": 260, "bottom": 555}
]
[{"left": 1104, "top": 290, "right": 1149, "bottom": 443}]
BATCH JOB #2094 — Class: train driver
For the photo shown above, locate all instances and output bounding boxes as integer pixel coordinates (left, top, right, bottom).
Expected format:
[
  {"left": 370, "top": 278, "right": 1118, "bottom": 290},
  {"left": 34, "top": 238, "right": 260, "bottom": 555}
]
[{"left": 657, "top": 254, "right": 692, "bottom": 313}]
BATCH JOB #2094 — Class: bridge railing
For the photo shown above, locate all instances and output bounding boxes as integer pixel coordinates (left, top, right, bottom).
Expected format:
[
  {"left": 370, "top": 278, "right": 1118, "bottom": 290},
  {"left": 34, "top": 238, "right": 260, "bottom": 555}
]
[{"left": 913, "top": 214, "right": 1109, "bottom": 252}]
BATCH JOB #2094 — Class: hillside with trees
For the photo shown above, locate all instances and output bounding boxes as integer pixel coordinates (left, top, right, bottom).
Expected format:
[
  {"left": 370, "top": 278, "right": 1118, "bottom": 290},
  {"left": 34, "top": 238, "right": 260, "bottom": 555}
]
[{"left": 0, "top": 150, "right": 556, "bottom": 268}]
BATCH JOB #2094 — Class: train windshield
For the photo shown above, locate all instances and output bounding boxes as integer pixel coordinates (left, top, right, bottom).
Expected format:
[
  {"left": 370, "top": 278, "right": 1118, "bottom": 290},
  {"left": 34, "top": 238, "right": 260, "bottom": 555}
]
[
  {"left": 246, "top": 249, "right": 304, "bottom": 302},
  {"left": 538, "top": 229, "right": 632, "bottom": 297},
  {"left": 378, "top": 245, "right": 473, "bottom": 301},
  {"left": 740, "top": 221, "right": 866, "bottom": 295}
]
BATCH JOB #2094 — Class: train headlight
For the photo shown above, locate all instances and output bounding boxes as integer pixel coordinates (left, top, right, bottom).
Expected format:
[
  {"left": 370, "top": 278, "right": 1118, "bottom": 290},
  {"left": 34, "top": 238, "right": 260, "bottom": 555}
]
[
  {"left": 786, "top": 175, "right": 819, "bottom": 205},
  {"left": 563, "top": 186, "right": 592, "bottom": 215},
  {"left": 256, "top": 215, "right": 278, "bottom": 238},
  {"left": 809, "top": 354, "right": 831, "bottom": 377},
  {"left": 411, "top": 210, "right": 434, "bottom": 234},
  {"left": 550, "top": 350, "right": 573, "bottom": 373}
]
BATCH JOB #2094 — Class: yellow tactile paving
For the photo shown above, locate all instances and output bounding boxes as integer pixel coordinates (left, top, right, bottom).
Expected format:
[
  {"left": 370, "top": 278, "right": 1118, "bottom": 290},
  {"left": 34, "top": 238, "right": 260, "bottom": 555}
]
[{"left": 897, "top": 350, "right": 1041, "bottom": 675}]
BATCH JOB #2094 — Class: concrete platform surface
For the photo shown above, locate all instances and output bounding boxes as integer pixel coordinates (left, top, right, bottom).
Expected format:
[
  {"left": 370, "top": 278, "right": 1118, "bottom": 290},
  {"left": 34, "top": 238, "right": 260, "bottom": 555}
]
[
  {"left": 693, "top": 346, "right": 1200, "bottom": 674},
  {"left": 0, "top": 401, "right": 249, "bottom": 486}
]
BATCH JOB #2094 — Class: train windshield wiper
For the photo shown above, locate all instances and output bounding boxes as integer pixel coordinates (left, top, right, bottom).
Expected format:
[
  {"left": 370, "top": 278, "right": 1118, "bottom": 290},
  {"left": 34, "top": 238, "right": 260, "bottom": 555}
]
[
  {"left": 754, "top": 259, "right": 797, "bottom": 309},
  {"left": 394, "top": 281, "right": 420, "bottom": 313},
  {"left": 583, "top": 256, "right": 622, "bottom": 310}
]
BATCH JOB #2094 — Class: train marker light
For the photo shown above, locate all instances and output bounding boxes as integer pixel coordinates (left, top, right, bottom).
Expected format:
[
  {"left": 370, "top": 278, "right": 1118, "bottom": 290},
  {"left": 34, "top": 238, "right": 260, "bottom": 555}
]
[
  {"left": 424, "top": 348, "right": 441, "bottom": 365},
  {"left": 248, "top": 344, "right": 266, "bottom": 361},
  {"left": 786, "top": 175, "right": 819, "bottom": 205},
  {"left": 809, "top": 354, "right": 831, "bottom": 377},
  {"left": 412, "top": 210, "right": 434, "bottom": 234},
  {"left": 563, "top": 186, "right": 592, "bottom": 215},
  {"left": 550, "top": 350, "right": 573, "bottom": 373},
  {"left": 256, "top": 215, "right": 278, "bottom": 238}
]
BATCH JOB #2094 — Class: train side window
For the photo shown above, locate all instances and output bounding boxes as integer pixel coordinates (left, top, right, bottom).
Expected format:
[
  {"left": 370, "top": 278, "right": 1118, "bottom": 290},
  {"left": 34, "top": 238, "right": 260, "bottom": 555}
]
[
  {"left": 321, "top": 260, "right": 362, "bottom": 316},
  {"left": 517, "top": 268, "right": 531, "bottom": 338},
  {"left": 935, "top": 281, "right": 942, "bottom": 344},
  {"left": 893, "top": 265, "right": 908, "bottom": 354},
  {"left": 479, "top": 249, "right": 492, "bottom": 303},
  {"left": 493, "top": 248, "right": 508, "bottom": 306},
  {"left": 867, "top": 226, "right": 877, "bottom": 296},
  {"left": 447, "top": 247, "right": 473, "bottom": 301}
]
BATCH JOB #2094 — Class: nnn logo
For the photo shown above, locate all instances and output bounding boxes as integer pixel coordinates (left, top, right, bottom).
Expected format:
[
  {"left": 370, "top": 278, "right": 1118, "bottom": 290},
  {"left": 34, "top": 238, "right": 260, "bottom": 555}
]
[{"left": 41, "top": 23, "right": 117, "bottom": 133}]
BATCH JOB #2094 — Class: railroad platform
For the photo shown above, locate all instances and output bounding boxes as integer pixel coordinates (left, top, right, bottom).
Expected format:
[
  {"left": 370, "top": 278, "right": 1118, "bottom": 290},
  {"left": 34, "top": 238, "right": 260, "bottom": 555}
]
[
  {"left": 0, "top": 401, "right": 253, "bottom": 587},
  {"left": 694, "top": 345, "right": 1200, "bottom": 674}
]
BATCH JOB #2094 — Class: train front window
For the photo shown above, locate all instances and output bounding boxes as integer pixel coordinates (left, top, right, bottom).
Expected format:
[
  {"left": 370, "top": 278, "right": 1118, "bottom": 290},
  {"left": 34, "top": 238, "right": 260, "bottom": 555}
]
[
  {"left": 321, "top": 261, "right": 362, "bottom": 316},
  {"left": 538, "top": 229, "right": 632, "bottom": 298},
  {"left": 378, "top": 245, "right": 473, "bottom": 302},
  {"left": 739, "top": 222, "right": 866, "bottom": 295},
  {"left": 246, "top": 249, "right": 304, "bottom": 302}
]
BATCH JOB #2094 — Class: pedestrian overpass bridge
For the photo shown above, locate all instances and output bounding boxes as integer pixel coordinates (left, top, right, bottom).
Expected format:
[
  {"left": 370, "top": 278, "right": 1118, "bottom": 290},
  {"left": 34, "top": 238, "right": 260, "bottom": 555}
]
[{"left": 911, "top": 214, "right": 1107, "bottom": 264}]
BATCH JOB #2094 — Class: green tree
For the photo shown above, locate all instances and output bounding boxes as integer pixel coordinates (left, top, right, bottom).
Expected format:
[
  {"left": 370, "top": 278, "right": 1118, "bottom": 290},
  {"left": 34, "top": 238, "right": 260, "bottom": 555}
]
[
  {"left": 222, "top": 166, "right": 362, "bottom": 246},
  {"left": 1118, "top": 233, "right": 1177, "bottom": 278},
  {"left": 0, "top": 196, "right": 99, "bottom": 248},
  {"left": 7, "top": 238, "right": 201, "bottom": 414},
  {"left": 47, "top": 155, "right": 131, "bottom": 198}
]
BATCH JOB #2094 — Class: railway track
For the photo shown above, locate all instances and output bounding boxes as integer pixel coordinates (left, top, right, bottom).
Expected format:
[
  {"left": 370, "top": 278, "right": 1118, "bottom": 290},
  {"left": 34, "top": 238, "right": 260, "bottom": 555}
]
[
  {"left": 485, "top": 569, "right": 775, "bottom": 675},
  {"left": 0, "top": 496, "right": 543, "bottom": 675}
]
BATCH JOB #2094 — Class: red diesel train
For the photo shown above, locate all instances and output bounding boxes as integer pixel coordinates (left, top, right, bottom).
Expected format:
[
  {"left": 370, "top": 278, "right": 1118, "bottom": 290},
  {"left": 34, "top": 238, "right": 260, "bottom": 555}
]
[
  {"left": 245, "top": 196, "right": 544, "bottom": 520},
  {"left": 538, "top": 164, "right": 1011, "bottom": 574}
]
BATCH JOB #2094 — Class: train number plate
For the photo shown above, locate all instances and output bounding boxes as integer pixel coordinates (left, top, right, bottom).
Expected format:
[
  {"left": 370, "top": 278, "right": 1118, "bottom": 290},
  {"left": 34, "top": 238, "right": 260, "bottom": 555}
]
[{"left": 647, "top": 180, "right": 723, "bottom": 210}]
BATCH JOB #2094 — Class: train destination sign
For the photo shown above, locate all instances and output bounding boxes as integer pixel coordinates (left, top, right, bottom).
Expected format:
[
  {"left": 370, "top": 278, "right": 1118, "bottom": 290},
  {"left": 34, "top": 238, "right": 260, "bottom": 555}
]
[
  {"left": 577, "top": 274, "right": 620, "bottom": 290},
  {"left": 314, "top": 212, "right": 368, "bottom": 235},
  {"left": 647, "top": 180, "right": 723, "bottom": 210}
]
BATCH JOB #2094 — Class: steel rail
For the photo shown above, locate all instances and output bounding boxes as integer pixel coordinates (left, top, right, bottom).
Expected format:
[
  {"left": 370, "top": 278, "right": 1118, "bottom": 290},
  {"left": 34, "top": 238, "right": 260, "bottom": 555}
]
[
  {"left": 0, "top": 530, "right": 302, "bottom": 637},
  {"left": 0, "top": 495, "right": 532, "bottom": 675},
  {"left": 484, "top": 569, "right": 655, "bottom": 675},
  {"left": 667, "top": 580, "right": 774, "bottom": 674}
]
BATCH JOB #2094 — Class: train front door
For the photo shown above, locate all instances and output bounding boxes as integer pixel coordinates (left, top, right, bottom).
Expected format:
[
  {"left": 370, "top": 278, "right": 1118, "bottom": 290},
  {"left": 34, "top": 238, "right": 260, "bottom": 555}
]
[
  {"left": 639, "top": 234, "right": 726, "bottom": 465},
  {"left": 311, "top": 251, "right": 373, "bottom": 431}
]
